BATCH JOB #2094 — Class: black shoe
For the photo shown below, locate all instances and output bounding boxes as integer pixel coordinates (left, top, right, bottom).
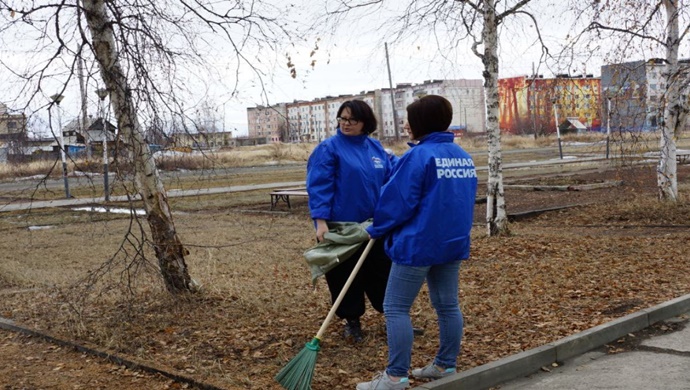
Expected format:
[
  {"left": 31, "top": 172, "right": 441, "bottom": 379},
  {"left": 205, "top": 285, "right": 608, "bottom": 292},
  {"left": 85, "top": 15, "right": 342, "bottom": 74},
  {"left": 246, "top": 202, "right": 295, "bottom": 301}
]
[{"left": 344, "top": 318, "right": 364, "bottom": 343}]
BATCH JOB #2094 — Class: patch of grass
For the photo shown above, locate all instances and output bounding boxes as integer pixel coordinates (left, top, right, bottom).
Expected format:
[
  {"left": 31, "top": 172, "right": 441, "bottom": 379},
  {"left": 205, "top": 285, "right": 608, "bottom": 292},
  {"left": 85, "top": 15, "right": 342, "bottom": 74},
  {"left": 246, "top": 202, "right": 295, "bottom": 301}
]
[{"left": 0, "top": 159, "right": 59, "bottom": 181}]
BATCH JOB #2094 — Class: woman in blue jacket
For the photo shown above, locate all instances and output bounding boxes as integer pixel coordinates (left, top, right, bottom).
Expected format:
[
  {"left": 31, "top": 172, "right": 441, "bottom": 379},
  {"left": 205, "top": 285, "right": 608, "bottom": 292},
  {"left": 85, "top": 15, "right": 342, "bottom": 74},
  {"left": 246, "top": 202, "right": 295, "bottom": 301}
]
[
  {"left": 358, "top": 95, "right": 478, "bottom": 390},
  {"left": 306, "top": 100, "right": 394, "bottom": 343}
]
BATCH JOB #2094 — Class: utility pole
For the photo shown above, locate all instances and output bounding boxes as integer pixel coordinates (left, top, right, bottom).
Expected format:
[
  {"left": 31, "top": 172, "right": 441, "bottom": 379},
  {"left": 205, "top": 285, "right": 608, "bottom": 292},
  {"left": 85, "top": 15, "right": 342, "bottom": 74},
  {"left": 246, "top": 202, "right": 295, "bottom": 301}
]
[
  {"left": 96, "top": 88, "right": 110, "bottom": 201},
  {"left": 552, "top": 100, "right": 563, "bottom": 159},
  {"left": 385, "top": 43, "right": 400, "bottom": 141},
  {"left": 464, "top": 107, "right": 468, "bottom": 130},
  {"left": 312, "top": 109, "right": 319, "bottom": 143},
  {"left": 50, "top": 94, "right": 71, "bottom": 198},
  {"left": 531, "top": 62, "right": 538, "bottom": 139},
  {"left": 606, "top": 97, "right": 611, "bottom": 159},
  {"left": 78, "top": 56, "right": 91, "bottom": 159}
]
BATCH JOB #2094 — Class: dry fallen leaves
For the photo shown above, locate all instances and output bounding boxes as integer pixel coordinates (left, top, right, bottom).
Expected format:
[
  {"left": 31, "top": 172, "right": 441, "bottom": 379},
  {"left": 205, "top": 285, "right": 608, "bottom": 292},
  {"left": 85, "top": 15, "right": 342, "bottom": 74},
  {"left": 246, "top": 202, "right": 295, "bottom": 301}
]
[{"left": 0, "top": 164, "right": 689, "bottom": 389}]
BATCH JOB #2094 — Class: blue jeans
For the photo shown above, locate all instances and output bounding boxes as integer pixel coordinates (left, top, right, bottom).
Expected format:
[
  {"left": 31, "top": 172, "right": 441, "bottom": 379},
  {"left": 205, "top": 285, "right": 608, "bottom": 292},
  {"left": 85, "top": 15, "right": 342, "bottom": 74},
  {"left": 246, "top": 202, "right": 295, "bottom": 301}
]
[{"left": 384, "top": 261, "right": 463, "bottom": 378}]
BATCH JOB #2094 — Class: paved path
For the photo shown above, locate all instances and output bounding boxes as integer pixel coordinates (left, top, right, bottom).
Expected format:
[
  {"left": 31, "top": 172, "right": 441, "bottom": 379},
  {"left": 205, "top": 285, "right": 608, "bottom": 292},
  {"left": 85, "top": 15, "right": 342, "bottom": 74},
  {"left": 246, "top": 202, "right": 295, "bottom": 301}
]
[
  {"left": 0, "top": 155, "right": 609, "bottom": 213},
  {"left": 414, "top": 294, "right": 690, "bottom": 390},
  {"left": 499, "top": 320, "right": 690, "bottom": 390},
  {"left": 0, "top": 181, "right": 305, "bottom": 213}
]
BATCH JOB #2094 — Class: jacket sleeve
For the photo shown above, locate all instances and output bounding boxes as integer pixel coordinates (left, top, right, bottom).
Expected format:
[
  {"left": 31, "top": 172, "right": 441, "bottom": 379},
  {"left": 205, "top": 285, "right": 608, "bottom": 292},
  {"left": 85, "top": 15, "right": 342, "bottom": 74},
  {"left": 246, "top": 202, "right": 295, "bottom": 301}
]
[
  {"left": 306, "top": 143, "right": 336, "bottom": 221},
  {"left": 384, "top": 153, "right": 397, "bottom": 183},
  {"left": 366, "top": 153, "right": 424, "bottom": 239},
  {"left": 385, "top": 149, "right": 399, "bottom": 177}
]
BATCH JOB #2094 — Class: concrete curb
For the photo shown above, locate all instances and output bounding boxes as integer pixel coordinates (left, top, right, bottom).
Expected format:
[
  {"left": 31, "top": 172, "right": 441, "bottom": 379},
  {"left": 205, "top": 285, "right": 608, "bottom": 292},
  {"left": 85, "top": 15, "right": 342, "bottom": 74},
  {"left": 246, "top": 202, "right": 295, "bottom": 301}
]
[
  {"left": 0, "top": 317, "right": 224, "bottom": 390},
  {"left": 414, "top": 293, "right": 690, "bottom": 390}
]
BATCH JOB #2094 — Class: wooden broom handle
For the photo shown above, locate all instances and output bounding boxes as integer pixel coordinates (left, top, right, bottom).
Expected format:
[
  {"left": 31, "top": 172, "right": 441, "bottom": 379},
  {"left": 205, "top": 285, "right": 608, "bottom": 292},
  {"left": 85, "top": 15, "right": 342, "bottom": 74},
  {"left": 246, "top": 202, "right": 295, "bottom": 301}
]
[{"left": 315, "top": 239, "right": 376, "bottom": 340}]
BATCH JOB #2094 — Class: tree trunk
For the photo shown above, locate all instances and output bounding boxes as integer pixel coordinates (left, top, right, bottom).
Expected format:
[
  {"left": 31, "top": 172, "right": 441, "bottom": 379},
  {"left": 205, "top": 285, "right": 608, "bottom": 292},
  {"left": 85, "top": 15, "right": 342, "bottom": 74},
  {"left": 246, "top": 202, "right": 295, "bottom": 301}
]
[
  {"left": 483, "top": 0, "right": 509, "bottom": 236},
  {"left": 82, "top": 0, "right": 195, "bottom": 293},
  {"left": 658, "top": 0, "right": 680, "bottom": 201},
  {"left": 78, "top": 55, "right": 92, "bottom": 160}
]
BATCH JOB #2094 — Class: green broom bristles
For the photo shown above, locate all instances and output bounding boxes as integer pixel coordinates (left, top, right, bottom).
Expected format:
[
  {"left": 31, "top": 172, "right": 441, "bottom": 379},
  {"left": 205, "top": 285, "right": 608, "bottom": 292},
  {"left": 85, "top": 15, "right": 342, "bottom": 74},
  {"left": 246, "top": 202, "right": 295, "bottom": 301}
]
[
  {"left": 275, "top": 337, "right": 321, "bottom": 390},
  {"left": 276, "top": 240, "right": 375, "bottom": 389}
]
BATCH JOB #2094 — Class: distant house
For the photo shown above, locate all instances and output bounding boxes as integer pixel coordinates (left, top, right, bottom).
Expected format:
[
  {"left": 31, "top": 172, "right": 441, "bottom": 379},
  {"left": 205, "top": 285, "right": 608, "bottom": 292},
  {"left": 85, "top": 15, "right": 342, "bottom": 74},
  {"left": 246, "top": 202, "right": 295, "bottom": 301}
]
[
  {"left": 53, "top": 116, "right": 117, "bottom": 156},
  {"left": 172, "top": 130, "right": 237, "bottom": 149},
  {"left": 234, "top": 136, "right": 268, "bottom": 147},
  {"left": 86, "top": 117, "right": 117, "bottom": 143},
  {"left": 0, "top": 103, "right": 27, "bottom": 141},
  {"left": 19, "top": 138, "right": 54, "bottom": 155},
  {"left": 59, "top": 118, "right": 87, "bottom": 147},
  {"left": 559, "top": 117, "right": 588, "bottom": 134}
]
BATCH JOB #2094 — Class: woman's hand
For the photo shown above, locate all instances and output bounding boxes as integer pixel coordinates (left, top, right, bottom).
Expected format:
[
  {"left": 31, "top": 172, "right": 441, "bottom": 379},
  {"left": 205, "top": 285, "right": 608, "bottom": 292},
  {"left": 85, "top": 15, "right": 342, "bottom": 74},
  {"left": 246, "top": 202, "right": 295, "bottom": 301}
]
[{"left": 315, "top": 219, "right": 329, "bottom": 242}]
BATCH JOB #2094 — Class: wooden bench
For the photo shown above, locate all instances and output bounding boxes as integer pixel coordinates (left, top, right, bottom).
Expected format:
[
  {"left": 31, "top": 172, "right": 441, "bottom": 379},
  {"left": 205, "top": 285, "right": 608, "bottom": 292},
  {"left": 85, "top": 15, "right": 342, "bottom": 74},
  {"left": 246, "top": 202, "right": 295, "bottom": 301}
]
[{"left": 270, "top": 187, "right": 308, "bottom": 210}]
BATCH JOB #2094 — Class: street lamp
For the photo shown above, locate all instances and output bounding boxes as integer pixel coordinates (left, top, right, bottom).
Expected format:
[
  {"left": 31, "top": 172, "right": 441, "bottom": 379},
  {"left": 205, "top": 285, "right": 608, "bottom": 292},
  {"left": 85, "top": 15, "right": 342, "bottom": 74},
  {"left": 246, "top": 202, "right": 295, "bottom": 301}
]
[
  {"left": 552, "top": 98, "right": 563, "bottom": 160},
  {"left": 95, "top": 88, "right": 110, "bottom": 201},
  {"left": 606, "top": 95, "right": 612, "bottom": 159},
  {"left": 50, "top": 93, "right": 71, "bottom": 198}
]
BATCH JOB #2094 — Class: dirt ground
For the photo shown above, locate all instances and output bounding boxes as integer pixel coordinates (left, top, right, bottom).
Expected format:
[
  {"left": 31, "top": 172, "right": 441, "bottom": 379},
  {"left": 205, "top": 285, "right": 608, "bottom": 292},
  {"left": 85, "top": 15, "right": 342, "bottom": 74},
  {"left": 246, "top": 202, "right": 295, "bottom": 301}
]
[{"left": 1, "top": 162, "right": 690, "bottom": 389}]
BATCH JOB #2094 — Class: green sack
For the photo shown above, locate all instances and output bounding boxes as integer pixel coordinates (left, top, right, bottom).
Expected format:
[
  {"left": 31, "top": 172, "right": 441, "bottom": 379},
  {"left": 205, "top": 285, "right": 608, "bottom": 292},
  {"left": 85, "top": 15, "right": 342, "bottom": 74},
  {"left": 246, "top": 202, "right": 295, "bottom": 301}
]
[{"left": 303, "top": 220, "right": 372, "bottom": 285}]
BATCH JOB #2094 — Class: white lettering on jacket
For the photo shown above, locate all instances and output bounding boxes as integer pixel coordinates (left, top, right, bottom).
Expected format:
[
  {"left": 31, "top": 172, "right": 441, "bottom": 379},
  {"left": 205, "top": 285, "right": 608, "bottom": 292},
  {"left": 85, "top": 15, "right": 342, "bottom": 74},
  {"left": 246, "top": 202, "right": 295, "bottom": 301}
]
[{"left": 435, "top": 158, "right": 477, "bottom": 179}]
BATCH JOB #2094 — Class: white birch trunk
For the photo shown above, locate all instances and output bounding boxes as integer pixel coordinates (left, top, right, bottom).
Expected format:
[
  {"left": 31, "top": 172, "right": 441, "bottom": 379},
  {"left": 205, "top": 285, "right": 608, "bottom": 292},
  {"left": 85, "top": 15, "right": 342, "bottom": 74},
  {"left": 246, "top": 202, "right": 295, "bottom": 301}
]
[
  {"left": 81, "top": 0, "right": 194, "bottom": 293},
  {"left": 482, "top": 0, "right": 509, "bottom": 236},
  {"left": 658, "top": 0, "right": 680, "bottom": 200},
  {"left": 77, "top": 56, "right": 91, "bottom": 160}
]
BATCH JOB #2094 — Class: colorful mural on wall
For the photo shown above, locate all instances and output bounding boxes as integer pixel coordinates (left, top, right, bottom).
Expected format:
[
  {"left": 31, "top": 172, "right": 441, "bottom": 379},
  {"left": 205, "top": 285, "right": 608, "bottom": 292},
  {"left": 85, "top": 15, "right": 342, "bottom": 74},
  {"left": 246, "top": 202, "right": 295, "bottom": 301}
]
[{"left": 498, "top": 76, "right": 602, "bottom": 135}]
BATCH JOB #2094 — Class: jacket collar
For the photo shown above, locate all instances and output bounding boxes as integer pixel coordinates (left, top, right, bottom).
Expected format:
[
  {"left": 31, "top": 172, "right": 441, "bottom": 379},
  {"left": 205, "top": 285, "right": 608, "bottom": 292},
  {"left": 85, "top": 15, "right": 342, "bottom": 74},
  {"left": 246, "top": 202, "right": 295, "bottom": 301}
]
[
  {"left": 336, "top": 128, "right": 369, "bottom": 144},
  {"left": 409, "top": 131, "right": 454, "bottom": 147}
]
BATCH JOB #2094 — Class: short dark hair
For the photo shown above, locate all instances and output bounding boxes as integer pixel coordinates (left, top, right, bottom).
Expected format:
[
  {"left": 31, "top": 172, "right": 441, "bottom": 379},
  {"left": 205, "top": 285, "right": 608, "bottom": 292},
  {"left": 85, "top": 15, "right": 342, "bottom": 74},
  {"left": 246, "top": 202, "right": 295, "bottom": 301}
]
[
  {"left": 336, "top": 100, "right": 378, "bottom": 134},
  {"left": 406, "top": 95, "right": 453, "bottom": 139}
]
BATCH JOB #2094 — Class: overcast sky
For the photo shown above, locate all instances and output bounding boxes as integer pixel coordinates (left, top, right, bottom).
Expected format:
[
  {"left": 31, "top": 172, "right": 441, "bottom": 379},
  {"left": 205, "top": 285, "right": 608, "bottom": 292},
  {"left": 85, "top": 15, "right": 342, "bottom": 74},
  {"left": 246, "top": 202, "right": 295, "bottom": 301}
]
[
  {"left": 218, "top": 0, "right": 585, "bottom": 136},
  {"left": 1, "top": 0, "right": 685, "bottom": 138}
]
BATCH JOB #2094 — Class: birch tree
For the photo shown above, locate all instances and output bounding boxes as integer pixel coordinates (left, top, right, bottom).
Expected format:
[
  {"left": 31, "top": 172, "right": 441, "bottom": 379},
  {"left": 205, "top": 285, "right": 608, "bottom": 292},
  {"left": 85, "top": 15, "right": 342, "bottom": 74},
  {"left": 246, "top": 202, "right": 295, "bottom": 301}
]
[
  {"left": 318, "top": 0, "right": 548, "bottom": 236},
  {"left": 566, "top": 0, "right": 690, "bottom": 200},
  {"left": 1, "top": 0, "right": 296, "bottom": 293}
]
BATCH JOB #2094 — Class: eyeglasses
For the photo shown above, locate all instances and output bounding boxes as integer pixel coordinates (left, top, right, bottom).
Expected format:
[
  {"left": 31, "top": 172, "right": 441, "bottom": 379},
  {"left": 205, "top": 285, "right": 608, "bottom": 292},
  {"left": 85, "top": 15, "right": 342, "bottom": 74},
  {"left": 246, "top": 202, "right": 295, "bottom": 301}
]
[{"left": 337, "top": 117, "right": 360, "bottom": 125}]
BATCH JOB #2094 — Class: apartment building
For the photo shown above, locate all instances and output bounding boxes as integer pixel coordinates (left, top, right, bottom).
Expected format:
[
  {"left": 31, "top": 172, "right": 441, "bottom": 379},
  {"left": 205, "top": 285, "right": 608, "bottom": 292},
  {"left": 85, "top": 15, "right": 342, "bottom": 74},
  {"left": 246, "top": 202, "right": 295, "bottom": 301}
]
[
  {"left": 246, "top": 103, "right": 288, "bottom": 142},
  {"left": 499, "top": 75, "right": 602, "bottom": 135},
  {"left": 247, "top": 79, "right": 486, "bottom": 143},
  {"left": 395, "top": 79, "right": 486, "bottom": 134},
  {"left": 601, "top": 58, "right": 690, "bottom": 132}
]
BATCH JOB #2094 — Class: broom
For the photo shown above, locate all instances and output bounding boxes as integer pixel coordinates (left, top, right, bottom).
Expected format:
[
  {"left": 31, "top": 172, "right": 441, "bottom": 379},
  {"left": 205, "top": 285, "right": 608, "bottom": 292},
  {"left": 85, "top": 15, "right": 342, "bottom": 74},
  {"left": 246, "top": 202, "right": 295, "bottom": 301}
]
[{"left": 275, "top": 238, "right": 376, "bottom": 390}]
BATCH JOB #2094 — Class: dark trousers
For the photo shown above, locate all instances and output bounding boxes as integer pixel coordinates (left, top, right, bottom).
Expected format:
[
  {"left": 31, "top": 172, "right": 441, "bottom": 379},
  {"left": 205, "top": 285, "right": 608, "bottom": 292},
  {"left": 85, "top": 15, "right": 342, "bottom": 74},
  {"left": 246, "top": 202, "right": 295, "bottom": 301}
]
[{"left": 325, "top": 239, "right": 391, "bottom": 320}]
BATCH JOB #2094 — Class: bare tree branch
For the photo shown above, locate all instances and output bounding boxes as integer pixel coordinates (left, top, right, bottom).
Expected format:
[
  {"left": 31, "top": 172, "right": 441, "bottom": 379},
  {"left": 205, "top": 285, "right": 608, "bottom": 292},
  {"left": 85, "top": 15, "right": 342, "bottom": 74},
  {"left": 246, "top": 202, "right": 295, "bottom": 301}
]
[
  {"left": 586, "top": 21, "right": 667, "bottom": 46},
  {"left": 455, "top": 0, "right": 482, "bottom": 14},
  {"left": 497, "top": 0, "right": 533, "bottom": 22}
]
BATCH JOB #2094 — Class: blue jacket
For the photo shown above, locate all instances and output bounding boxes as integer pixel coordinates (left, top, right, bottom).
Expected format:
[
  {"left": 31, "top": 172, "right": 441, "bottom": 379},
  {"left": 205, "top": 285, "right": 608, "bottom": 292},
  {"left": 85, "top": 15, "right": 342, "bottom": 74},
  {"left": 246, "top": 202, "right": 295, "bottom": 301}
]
[
  {"left": 366, "top": 132, "right": 478, "bottom": 266},
  {"left": 307, "top": 129, "right": 393, "bottom": 223}
]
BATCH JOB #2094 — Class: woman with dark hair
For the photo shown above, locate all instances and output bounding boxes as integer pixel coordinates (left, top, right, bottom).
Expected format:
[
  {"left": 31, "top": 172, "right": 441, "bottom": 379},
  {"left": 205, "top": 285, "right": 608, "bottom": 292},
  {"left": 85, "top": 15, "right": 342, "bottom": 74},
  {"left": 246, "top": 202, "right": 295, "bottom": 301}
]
[
  {"left": 357, "top": 95, "right": 478, "bottom": 390},
  {"left": 306, "top": 99, "right": 394, "bottom": 343}
]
